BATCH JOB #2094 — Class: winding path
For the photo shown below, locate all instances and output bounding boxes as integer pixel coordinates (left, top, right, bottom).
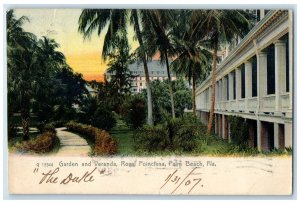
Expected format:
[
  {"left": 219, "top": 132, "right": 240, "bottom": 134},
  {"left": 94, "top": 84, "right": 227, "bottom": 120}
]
[{"left": 55, "top": 127, "right": 91, "bottom": 156}]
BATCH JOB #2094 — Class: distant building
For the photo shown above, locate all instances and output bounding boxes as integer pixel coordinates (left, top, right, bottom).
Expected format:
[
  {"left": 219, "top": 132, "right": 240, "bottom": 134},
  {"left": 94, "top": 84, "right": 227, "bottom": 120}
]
[{"left": 105, "top": 60, "right": 176, "bottom": 93}]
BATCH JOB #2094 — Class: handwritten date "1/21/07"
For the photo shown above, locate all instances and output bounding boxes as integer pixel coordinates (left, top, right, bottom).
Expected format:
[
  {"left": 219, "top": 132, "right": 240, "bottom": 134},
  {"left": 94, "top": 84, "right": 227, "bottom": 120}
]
[
  {"left": 38, "top": 167, "right": 96, "bottom": 185},
  {"left": 160, "top": 167, "right": 203, "bottom": 194}
]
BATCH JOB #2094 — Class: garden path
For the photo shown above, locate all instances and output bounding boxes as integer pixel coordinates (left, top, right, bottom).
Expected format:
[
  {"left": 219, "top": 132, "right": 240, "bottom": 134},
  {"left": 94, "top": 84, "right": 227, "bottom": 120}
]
[{"left": 55, "top": 127, "right": 91, "bottom": 156}]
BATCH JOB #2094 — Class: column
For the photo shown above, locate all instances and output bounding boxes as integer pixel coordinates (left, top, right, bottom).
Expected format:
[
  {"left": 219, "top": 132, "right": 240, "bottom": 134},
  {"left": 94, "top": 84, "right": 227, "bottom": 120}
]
[
  {"left": 215, "top": 81, "right": 219, "bottom": 109},
  {"left": 274, "top": 123, "right": 280, "bottom": 149},
  {"left": 236, "top": 67, "right": 241, "bottom": 100},
  {"left": 224, "top": 77, "right": 228, "bottom": 110},
  {"left": 248, "top": 121, "right": 255, "bottom": 148},
  {"left": 258, "top": 52, "right": 268, "bottom": 109},
  {"left": 228, "top": 72, "right": 234, "bottom": 101},
  {"left": 222, "top": 78, "right": 226, "bottom": 101},
  {"left": 260, "top": 9, "right": 265, "bottom": 20},
  {"left": 204, "top": 91, "right": 206, "bottom": 109},
  {"left": 219, "top": 114, "right": 222, "bottom": 137},
  {"left": 218, "top": 82, "right": 221, "bottom": 109},
  {"left": 224, "top": 116, "right": 228, "bottom": 140},
  {"left": 219, "top": 79, "right": 222, "bottom": 101},
  {"left": 284, "top": 123, "right": 292, "bottom": 148},
  {"left": 214, "top": 114, "right": 217, "bottom": 134},
  {"left": 274, "top": 123, "right": 285, "bottom": 149},
  {"left": 222, "top": 114, "right": 225, "bottom": 139},
  {"left": 274, "top": 40, "right": 286, "bottom": 113},
  {"left": 219, "top": 79, "right": 223, "bottom": 110},
  {"left": 260, "top": 122, "right": 269, "bottom": 151},
  {"left": 208, "top": 87, "right": 211, "bottom": 109},
  {"left": 257, "top": 120, "right": 262, "bottom": 151},
  {"left": 245, "top": 61, "right": 252, "bottom": 112},
  {"left": 222, "top": 78, "right": 226, "bottom": 110}
]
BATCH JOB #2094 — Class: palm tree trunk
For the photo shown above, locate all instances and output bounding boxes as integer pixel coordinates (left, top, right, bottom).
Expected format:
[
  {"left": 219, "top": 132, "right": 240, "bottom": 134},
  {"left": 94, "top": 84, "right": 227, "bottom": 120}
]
[
  {"left": 132, "top": 10, "right": 153, "bottom": 125},
  {"left": 192, "top": 66, "right": 196, "bottom": 115},
  {"left": 165, "top": 54, "right": 175, "bottom": 118},
  {"left": 21, "top": 93, "right": 30, "bottom": 141},
  {"left": 207, "top": 43, "right": 217, "bottom": 135}
]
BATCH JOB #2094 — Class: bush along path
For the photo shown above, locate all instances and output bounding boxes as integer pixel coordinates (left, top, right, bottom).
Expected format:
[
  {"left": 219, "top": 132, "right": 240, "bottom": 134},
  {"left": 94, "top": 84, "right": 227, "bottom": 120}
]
[
  {"left": 55, "top": 127, "right": 91, "bottom": 156},
  {"left": 65, "top": 121, "right": 117, "bottom": 155}
]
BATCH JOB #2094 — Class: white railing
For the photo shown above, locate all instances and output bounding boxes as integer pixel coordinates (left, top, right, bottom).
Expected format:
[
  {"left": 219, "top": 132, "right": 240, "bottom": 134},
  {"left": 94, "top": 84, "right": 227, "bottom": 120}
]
[
  {"left": 248, "top": 97, "right": 258, "bottom": 112},
  {"left": 198, "top": 92, "right": 289, "bottom": 114},
  {"left": 238, "top": 99, "right": 246, "bottom": 111},
  {"left": 229, "top": 100, "right": 236, "bottom": 111},
  {"left": 215, "top": 102, "right": 220, "bottom": 110},
  {"left": 261, "top": 94, "right": 275, "bottom": 112},
  {"left": 281, "top": 93, "right": 290, "bottom": 110},
  {"left": 223, "top": 101, "right": 229, "bottom": 111}
]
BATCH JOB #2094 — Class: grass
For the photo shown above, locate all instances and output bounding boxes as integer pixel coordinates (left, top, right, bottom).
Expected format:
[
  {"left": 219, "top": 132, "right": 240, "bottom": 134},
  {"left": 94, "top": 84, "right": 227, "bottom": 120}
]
[
  {"left": 109, "top": 120, "right": 136, "bottom": 156},
  {"left": 109, "top": 120, "right": 292, "bottom": 157}
]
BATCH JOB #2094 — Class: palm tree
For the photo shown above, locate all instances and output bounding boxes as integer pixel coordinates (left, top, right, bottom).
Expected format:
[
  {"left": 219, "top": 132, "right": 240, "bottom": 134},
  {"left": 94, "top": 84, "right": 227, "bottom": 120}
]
[
  {"left": 196, "top": 10, "right": 253, "bottom": 134},
  {"left": 7, "top": 10, "right": 67, "bottom": 140},
  {"left": 78, "top": 9, "right": 154, "bottom": 125},
  {"left": 172, "top": 51, "right": 211, "bottom": 115},
  {"left": 141, "top": 10, "right": 177, "bottom": 118},
  {"left": 7, "top": 10, "right": 38, "bottom": 140},
  {"left": 171, "top": 10, "right": 212, "bottom": 115}
]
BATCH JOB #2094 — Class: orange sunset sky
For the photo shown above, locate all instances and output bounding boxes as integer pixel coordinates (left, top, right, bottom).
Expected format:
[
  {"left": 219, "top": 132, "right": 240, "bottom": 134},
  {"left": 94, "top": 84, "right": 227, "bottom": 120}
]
[{"left": 15, "top": 9, "right": 138, "bottom": 82}]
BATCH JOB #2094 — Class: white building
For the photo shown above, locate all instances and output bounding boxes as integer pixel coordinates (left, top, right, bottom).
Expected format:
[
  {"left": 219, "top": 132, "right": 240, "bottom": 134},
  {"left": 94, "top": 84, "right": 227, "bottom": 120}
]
[
  {"left": 195, "top": 10, "right": 293, "bottom": 151},
  {"left": 106, "top": 60, "right": 176, "bottom": 93}
]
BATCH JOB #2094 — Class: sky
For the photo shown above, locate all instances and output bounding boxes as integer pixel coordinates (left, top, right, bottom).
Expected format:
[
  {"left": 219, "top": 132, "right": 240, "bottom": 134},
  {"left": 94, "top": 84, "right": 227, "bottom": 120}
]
[{"left": 14, "top": 9, "right": 138, "bottom": 82}]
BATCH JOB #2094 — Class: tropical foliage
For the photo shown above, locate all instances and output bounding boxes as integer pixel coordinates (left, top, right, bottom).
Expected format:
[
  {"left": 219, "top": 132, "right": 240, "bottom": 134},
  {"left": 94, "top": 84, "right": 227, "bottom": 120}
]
[
  {"left": 141, "top": 78, "right": 192, "bottom": 125},
  {"left": 7, "top": 10, "right": 87, "bottom": 140}
]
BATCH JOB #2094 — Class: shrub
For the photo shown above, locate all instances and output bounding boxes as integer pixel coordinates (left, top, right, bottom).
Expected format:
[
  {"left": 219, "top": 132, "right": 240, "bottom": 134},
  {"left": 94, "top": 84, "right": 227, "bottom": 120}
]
[
  {"left": 37, "top": 122, "right": 56, "bottom": 134},
  {"left": 50, "top": 120, "right": 66, "bottom": 128},
  {"left": 94, "top": 129, "right": 118, "bottom": 155},
  {"left": 228, "top": 115, "right": 249, "bottom": 150},
  {"left": 122, "top": 95, "right": 146, "bottom": 129},
  {"left": 133, "top": 125, "right": 169, "bottom": 152},
  {"left": 134, "top": 116, "right": 202, "bottom": 152},
  {"left": 173, "top": 125, "right": 198, "bottom": 151},
  {"left": 66, "top": 121, "right": 117, "bottom": 155},
  {"left": 20, "top": 131, "right": 57, "bottom": 153},
  {"left": 91, "top": 107, "right": 117, "bottom": 131}
]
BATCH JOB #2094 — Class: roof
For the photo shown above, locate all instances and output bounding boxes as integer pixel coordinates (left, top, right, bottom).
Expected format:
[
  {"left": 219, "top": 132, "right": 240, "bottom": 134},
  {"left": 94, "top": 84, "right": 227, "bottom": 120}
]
[{"left": 106, "top": 60, "right": 175, "bottom": 77}]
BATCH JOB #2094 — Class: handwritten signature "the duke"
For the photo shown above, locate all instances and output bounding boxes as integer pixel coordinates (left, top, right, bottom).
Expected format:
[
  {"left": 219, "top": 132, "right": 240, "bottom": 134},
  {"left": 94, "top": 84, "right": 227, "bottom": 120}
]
[
  {"left": 160, "top": 167, "right": 203, "bottom": 194},
  {"left": 38, "top": 167, "right": 96, "bottom": 185}
]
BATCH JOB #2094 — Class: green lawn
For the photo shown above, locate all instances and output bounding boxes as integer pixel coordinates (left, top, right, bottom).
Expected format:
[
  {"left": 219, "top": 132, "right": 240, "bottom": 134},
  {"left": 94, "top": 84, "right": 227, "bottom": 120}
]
[
  {"left": 109, "top": 120, "right": 136, "bottom": 156},
  {"left": 110, "top": 120, "right": 292, "bottom": 157}
]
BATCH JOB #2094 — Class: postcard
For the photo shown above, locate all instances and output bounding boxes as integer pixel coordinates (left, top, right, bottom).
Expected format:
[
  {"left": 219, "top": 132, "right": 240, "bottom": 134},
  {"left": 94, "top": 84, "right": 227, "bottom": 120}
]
[{"left": 6, "top": 8, "right": 293, "bottom": 195}]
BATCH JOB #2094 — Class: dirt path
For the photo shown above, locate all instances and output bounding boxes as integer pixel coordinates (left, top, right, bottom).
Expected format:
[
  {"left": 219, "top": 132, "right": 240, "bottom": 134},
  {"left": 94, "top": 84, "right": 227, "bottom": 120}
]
[{"left": 55, "top": 127, "right": 91, "bottom": 156}]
